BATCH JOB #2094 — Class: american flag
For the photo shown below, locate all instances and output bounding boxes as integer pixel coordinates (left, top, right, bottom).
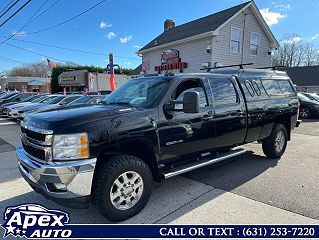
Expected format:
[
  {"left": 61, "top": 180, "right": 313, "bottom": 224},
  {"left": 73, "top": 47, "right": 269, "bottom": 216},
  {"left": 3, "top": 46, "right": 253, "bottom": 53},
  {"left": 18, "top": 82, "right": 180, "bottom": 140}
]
[{"left": 46, "top": 58, "right": 57, "bottom": 68}]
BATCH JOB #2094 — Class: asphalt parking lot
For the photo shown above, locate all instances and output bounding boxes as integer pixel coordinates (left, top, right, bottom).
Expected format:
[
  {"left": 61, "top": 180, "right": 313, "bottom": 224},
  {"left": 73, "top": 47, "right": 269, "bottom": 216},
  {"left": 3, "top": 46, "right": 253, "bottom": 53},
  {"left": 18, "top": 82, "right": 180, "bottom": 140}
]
[{"left": 0, "top": 117, "right": 319, "bottom": 233}]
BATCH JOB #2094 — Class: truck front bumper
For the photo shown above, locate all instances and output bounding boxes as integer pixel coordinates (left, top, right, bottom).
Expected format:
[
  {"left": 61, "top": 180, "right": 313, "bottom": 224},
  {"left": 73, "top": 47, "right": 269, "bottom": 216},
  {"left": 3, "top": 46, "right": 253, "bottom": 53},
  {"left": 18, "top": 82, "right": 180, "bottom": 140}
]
[{"left": 16, "top": 144, "right": 97, "bottom": 208}]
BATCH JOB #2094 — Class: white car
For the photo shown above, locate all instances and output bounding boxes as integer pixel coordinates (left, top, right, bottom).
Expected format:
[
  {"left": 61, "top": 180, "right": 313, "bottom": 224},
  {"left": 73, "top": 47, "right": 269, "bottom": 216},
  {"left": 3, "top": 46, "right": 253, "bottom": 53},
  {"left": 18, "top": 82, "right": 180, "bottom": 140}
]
[{"left": 6, "top": 95, "right": 50, "bottom": 119}]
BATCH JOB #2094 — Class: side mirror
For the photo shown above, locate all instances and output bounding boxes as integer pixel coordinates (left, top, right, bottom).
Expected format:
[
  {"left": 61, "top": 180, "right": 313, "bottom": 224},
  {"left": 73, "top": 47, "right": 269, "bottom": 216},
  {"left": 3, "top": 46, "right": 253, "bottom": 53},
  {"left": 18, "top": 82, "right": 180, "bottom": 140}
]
[
  {"left": 60, "top": 101, "right": 67, "bottom": 106},
  {"left": 15, "top": 97, "right": 20, "bottom": 102},
  {"left": 163, "top": 100, "right": 175, "bottom": 111},
  {"left": 183, "top": 91, "right": 200, "bottom": 113}
]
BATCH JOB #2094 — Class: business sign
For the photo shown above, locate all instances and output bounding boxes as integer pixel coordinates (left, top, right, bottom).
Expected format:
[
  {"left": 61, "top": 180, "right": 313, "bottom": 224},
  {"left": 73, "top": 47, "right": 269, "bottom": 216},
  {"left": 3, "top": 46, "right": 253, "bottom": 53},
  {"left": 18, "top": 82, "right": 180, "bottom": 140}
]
[
  {"left": 155, "top": 49, "right": 188, "bottom": 72},
  {"left": 2, "top": 204, "right": 319, "bottom": 239}
]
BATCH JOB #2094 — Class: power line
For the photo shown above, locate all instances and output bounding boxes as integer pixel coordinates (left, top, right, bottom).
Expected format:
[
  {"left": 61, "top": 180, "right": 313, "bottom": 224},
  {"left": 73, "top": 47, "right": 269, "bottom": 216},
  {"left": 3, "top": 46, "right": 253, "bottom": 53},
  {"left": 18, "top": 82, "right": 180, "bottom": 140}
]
[
  {"left": 0, "top": 0, "right": 20, "bottom": 19},
  {"left": 19, "top": 0, "right": 106, "bottom": 35},
  {"left": 0, "top": 55, "right": 25, "bottom": 64},
  {"left": 25, "top": 0, "right": 61, "bottom": 26},
  {"left": 0, "top": 35, "right": 141, "bottom": 60},
  {"left": 0, "top": 0, "right": 32, "bottom": 29},
  {"left": 4, "top": 42, "right": 68, "bottom": 63},
  {"left": 0, "top": 0, "right": 50, "bottom": 44},
  {"left": 0, "top": 0, "right": 16, "bottom": 16}
]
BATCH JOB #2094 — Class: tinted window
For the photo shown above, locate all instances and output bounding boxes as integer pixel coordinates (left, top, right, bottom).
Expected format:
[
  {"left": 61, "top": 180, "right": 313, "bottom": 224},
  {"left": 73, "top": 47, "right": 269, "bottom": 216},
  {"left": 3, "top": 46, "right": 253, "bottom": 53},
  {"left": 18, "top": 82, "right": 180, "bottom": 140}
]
[
  {"left": 45, "top": 96, "right": 65, "bottom": 104},
  {"left": 261, "top": 80, "right": 282, "bottom": 95},
  {"left": 63, "top": 96, "right": 80, "bottom": 104},
  {"left": 277, "top": 80, "right": 294, "bottom": 94},
  {"left": 210, "top": 78, "right": 238, "bottom": 105},
  {"left": 172, "top": 79, "right": 208, "bottom": 110}
]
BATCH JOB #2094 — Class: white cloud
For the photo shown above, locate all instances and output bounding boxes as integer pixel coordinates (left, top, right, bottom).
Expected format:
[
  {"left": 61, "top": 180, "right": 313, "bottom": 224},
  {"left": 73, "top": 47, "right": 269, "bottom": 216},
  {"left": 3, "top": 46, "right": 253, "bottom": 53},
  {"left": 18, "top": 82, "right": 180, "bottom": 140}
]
[
  {"left": 259, "top": 8, "right": 286, "bottom": 26},
  {"left": 124, "top": 62, "right": 132, "bottom": 65},
  {"left": 133, "top": 45, "right": 142, "bottom": 48},
  {"left": 311, "top": 33, "right": 319, "bottom": 40},
  {"left": 106, "top": 32, "right": 116, "bottom": 39},
  {"left": 120, "top": 35, "right": 132, "bottom": 43},
  {"left": 273, "top": 3, "right": 291, "bottom": 11},
  {"left": 281, "top": 36, "right": 302, "bottom": 44},
  {"left": 12, "top": 30, "right": 27, "bottom": 36},
  {"left": 99, "top": 21, "right": 112, "bottom": 29}
]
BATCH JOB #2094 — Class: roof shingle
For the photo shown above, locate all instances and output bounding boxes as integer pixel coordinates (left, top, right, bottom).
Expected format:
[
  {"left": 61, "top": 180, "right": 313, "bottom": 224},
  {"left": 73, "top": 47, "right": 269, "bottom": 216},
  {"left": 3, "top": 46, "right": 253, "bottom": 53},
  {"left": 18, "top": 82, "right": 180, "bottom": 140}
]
[
  {"left": 139, "top": 1, "right": 251, "bottom": 52},
  {"left": 282, "top": 66, "right": 319, "bottom": 86}
]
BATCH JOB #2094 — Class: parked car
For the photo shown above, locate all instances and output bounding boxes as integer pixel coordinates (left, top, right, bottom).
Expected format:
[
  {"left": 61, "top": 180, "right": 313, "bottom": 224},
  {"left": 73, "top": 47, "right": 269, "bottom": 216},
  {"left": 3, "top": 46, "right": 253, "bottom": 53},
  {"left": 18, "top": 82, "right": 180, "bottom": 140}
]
[
  {"left": 301, "top": 92, "right": 319, "bottom": 103},
  {"left": 17, "top": 95, "right": 82, "bottom": 120},
  {"left": 297, "top": 92, "right": 319, "bottom": 119},
  {"left": 0, "top": 92, "right": 20, "bottom": 104},
  {"left": 0, "top": 94, "right": 40, "bottom": 112},
  {"left": 67, "top": 95, "right": 104, "bottom": 106},
  {"left": 17, "top": 69, "right": 299, "bottom": 222},
  {"left": 17, "top": 95, "right": 62, "bottom": 120},
  {"left": 5, "top": 95, "right": 49, "bottom": 118},
  {"left": 0, "top": 92, "right": 33, "bottom": 107},
  {"left": 34, "top": 95, "right": 82, "bottom": 112}
]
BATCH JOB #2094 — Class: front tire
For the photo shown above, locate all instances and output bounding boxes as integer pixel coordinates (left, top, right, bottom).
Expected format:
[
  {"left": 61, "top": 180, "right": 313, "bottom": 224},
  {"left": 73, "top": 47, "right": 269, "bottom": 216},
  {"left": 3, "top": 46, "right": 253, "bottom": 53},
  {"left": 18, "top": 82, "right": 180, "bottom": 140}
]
[
  {"left": 262, "top": 124, "right": 288, "bottom": 159},
  {"left": 92, "top": 155, "right": 153, "bottom": 222}
]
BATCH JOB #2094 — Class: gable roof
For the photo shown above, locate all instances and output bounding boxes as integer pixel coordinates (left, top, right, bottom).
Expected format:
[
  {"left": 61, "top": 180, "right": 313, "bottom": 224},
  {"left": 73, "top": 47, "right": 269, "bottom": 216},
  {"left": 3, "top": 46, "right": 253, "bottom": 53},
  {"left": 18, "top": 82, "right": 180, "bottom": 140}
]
[
  {"left": 129, "top": 64, "right": 142, "bottom": 76},
  {"left": 281, "top": 66, "right": 319, "bottom": 86},
  {"left": 138, "top": 1, "right": 278, "bottom": 53}
]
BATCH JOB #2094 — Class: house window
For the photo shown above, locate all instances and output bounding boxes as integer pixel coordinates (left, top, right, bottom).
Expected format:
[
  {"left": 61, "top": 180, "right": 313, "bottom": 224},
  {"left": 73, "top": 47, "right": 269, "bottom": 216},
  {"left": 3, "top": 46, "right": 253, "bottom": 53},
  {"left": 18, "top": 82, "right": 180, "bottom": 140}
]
[
  {"left": 250, "top": 32, "right": 260, "bottom": 56},
  {"left": 230, "top": 27, "right": 242, "bottom": 53}
]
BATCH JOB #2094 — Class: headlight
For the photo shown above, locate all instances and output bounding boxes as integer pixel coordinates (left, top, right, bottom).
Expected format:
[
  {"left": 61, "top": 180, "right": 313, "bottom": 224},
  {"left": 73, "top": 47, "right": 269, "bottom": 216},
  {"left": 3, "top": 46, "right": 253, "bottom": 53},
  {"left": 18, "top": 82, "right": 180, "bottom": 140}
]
[{"left": 53, "top": 133, "right": 89, "bottom": 160}]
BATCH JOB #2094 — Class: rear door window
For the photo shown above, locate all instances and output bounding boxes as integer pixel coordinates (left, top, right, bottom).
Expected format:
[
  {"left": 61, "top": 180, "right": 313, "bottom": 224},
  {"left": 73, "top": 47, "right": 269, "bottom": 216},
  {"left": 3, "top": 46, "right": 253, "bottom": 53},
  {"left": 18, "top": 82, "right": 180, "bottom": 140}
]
[
  {"left": 209, "top": 78, "right": 238, "bottom": 105},
  {"left": 277, "top": 80, "right": 295, "bottom": 95},
  {"left": 261, "top": 79, "right": 282, "bottom": 95}
]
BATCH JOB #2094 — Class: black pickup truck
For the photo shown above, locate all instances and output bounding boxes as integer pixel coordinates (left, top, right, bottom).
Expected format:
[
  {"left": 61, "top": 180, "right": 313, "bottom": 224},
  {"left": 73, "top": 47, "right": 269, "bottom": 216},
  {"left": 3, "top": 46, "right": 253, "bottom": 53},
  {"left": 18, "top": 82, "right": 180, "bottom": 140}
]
[{"left": 17, "top": 69, "right": 299, "bottom": 222}]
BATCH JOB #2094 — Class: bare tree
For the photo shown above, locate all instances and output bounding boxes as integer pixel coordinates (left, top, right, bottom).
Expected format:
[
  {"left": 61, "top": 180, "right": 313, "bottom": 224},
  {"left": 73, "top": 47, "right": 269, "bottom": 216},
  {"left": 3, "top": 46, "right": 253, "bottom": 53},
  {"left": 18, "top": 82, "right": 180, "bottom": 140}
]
[
  {"left": 8, "top": 61, "right": 50, "bottom": 77},
  {"left": 273, "top": 33, "right": 319, "bottom": 67}
]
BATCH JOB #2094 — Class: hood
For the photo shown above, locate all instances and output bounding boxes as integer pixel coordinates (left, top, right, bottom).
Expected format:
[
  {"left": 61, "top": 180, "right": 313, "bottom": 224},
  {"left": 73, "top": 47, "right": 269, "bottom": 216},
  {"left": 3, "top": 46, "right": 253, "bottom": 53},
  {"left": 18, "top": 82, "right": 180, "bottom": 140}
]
[
  {"left": 19, "top": 103, "right": 47, "bottom": 112},
  {"left": 7, "top": 102, "right": 33, "bottom": 109},
  {"left": 1, "top": 102, "right": 18, "bottom": 108},
  {"left": 23, "top": 104, "right": 137, "bottom": 133}
]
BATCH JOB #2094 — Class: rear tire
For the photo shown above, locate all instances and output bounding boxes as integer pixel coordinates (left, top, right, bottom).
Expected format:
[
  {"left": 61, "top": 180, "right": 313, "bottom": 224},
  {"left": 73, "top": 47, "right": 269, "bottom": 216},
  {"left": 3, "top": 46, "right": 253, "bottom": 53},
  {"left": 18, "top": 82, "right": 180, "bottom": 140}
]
[
  {"left": 92, "top": 155, "right": 153, "bottom": 222},
  {"left": 262, "top": 124, "right": 288, "bottom": 159}
]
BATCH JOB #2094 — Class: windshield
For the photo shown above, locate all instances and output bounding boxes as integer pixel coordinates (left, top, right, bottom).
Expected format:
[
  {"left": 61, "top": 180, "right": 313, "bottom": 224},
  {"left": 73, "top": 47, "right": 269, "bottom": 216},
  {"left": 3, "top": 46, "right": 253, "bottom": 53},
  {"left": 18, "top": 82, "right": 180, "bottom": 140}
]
[
  {"left": 307, "top": 93, "right": 319, "bottom": 102},
  {"left": 298, "top": 93, "right": 312, "bottom": 101},
  {"left": 67, "top": 96, "right": 90, "bottom": 106},
  {"left": 22, "top": 96, "right": 36, "bottom": 102},
  {"left": 45, "top": 96, "right": 65, "bottom": 104},
  {"left": 32, "top": 95, "right": 48, "bottom": 103},
  {"left": 101, "top": 77, "right": 170, "bottom": 108}
]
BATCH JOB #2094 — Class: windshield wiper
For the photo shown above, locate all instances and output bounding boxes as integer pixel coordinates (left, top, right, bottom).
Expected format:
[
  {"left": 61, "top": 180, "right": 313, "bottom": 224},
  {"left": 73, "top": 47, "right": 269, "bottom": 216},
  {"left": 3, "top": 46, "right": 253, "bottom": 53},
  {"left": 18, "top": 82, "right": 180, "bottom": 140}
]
[{"left": 104, "top": 101, "right": 132, "bottom": 106}]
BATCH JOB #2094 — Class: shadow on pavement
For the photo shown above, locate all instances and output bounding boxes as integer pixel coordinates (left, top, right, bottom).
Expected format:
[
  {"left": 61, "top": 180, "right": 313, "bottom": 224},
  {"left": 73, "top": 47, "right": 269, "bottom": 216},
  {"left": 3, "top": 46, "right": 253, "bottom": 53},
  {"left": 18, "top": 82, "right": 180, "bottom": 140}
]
[
  {"left": 0, "top": 150, "right": 279, "bottom": 224},
  {"left": 185, "top": 150, "right": 279, "bottom": 191}
]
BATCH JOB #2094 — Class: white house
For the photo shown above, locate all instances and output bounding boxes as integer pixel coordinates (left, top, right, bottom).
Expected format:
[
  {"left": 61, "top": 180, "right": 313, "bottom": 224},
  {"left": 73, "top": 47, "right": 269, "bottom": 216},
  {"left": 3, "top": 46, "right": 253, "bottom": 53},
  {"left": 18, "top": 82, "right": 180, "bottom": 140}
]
[{"left": 137, "top": 1, "right": 279, "bottom": 75}]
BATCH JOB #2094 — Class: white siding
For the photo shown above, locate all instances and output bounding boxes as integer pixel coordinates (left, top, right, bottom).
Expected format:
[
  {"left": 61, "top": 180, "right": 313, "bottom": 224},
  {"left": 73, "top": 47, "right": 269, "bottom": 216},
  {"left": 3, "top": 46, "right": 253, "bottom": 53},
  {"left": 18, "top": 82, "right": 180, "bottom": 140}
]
[
  {"left": 90, "top": 74, "right": 129, "bottom": 91},
  {"left": 212, "top": 6, "right": 271, "bottom": 68},
  {"left": 142, "top": 6, "right": 273, "bottom": 73},
  {"left": 142, "top": 36, "right": 212, "bottom": 74}
]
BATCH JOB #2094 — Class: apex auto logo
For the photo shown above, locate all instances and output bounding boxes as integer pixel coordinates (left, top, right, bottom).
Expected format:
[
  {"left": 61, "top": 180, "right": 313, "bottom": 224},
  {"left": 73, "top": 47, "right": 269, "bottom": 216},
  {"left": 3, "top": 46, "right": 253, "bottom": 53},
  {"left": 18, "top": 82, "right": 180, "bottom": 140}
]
[{"left": 1, "top": 204, "right": 71, "bottom": 238}]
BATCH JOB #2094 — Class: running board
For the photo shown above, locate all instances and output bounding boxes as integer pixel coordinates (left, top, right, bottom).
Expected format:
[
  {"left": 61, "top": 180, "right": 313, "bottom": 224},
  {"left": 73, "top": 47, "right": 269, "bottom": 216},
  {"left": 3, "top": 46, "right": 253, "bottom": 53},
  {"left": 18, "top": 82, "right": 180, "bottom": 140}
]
[{"left": 162, "top": 149, "right": 246, "bottom": 179}]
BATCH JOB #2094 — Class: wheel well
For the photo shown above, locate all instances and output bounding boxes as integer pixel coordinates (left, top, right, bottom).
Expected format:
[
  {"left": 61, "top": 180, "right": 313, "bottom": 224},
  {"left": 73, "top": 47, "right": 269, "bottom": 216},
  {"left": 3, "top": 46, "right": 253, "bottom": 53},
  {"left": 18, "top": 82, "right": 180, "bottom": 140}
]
[
  {"left": 274, "top": 114, "right": 291, "bottom": 141},
  {"left": 96, "top": 139, "right": 161, "bottom": 182}
]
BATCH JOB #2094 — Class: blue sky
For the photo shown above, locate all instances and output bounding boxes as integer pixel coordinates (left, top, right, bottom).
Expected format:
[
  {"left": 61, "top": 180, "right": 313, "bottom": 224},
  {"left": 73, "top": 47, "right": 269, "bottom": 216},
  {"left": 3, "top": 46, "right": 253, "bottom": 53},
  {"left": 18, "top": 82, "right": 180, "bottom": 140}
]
[{"left": 0, "top": 0, "right": 318, "bottom": 72}]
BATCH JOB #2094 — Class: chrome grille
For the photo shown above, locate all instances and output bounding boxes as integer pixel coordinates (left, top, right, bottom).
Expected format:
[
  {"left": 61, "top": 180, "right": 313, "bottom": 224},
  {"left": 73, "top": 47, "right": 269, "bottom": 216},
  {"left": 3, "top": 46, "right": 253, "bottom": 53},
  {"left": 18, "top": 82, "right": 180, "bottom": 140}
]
[{"left": 20, "top": 124, "right": 53, "bottom": 161}]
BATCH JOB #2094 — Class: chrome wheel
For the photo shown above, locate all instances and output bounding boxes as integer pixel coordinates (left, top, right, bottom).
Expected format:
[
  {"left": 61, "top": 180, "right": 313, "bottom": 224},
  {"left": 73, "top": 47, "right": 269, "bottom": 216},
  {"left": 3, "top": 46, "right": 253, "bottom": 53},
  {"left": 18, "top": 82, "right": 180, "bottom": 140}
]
[
  {"left": 110, "top": 171, "right": 144, "bottom": 210},
  {"left": 300, "top": 108, "right": 310, "bottom": 118},
  {"left": 275, "top": 131, "right": 285, "bottom": 153}
]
